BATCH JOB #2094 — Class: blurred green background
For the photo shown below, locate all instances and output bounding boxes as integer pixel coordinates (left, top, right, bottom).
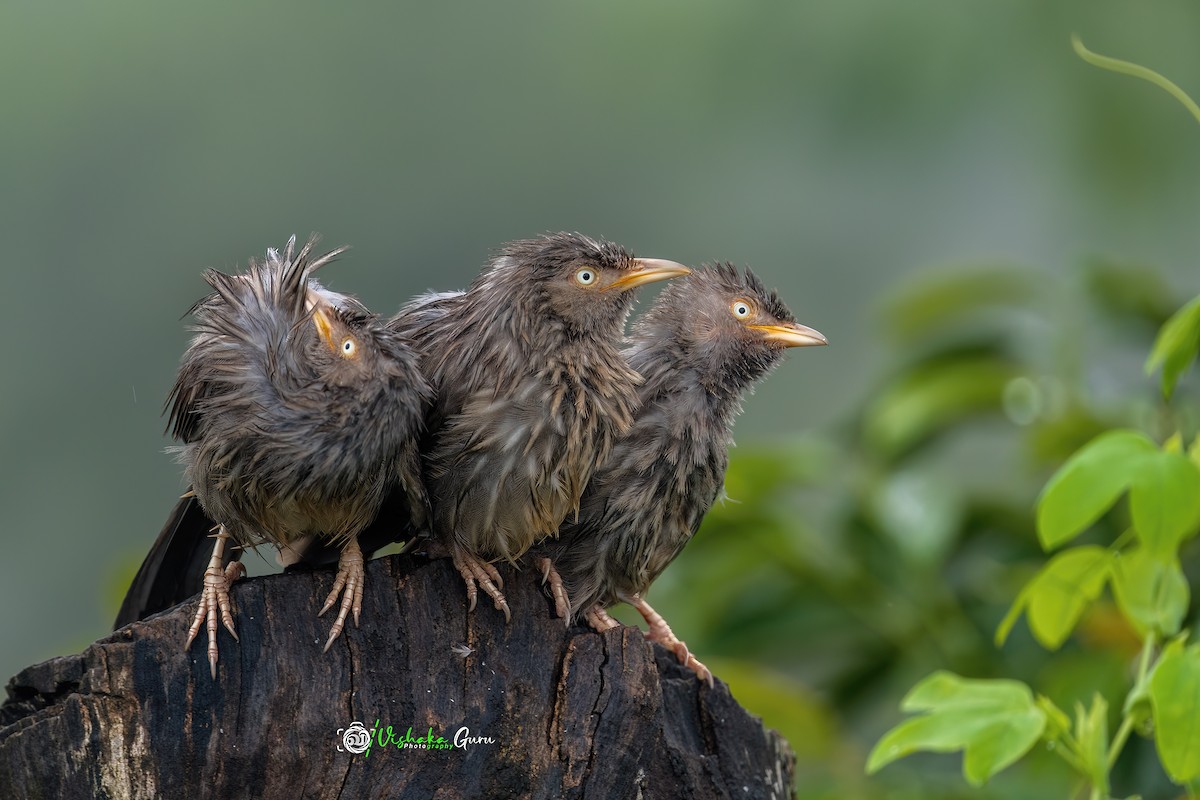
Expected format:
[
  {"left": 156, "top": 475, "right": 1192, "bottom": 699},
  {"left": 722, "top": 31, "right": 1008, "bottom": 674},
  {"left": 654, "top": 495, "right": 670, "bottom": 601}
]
[{"left": 3, "top": 2, "right": 1200, "bottom": 797}]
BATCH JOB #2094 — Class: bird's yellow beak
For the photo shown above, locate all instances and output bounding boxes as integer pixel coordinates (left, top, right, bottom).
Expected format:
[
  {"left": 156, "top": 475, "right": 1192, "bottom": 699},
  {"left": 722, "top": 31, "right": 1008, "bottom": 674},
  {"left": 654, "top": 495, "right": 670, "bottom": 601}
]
[
  {"left": 312, "top": 307, "right": 337, "bottom": 352},
  {"left": 607, "top": 258, "right": 692, "bottom": 291},
  {"left": 749, "top": 322, "right": 828, "bottom": 348}
]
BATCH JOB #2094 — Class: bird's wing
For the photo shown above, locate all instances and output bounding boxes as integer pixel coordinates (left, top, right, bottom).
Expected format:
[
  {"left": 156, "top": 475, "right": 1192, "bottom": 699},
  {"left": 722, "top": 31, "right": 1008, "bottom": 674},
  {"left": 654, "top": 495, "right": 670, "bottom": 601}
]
[{"left": 164, "top": 358, "right": 212, "bottom": 443}]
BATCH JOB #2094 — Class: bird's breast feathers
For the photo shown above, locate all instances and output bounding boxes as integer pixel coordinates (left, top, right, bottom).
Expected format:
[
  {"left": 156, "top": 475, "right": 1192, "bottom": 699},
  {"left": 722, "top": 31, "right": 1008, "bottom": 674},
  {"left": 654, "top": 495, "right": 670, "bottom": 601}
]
[{"left": 429, "top": 367, "right": 637, "bottom": 559}]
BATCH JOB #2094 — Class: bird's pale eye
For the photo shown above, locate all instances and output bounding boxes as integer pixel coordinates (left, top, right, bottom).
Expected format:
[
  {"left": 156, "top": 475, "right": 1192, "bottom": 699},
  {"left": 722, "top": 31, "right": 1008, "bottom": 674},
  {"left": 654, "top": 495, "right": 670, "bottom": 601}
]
[
  {"left": 340, "top": 337, "right": 358, "bottom": 358},
  {"left": 731, "top": 299, "right": 752, "bottom": 319},
  {"left": 574, "top": 268, "right": 597, "bottom": 286}
]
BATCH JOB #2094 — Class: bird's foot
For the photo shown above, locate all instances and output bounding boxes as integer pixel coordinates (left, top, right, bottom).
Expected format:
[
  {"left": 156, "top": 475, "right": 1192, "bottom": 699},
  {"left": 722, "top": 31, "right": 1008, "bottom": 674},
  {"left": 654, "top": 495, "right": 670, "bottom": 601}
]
[
  {"left": 584, "top": 605, "right": 620, "bottom": 633},
  {"left": 318, "top": 538, "right": 365, "bottom": 652},
  {"left": 537, "top": 557, "right": 570, "bottom": 620},
  {"left": 185, "top": 526, "right": 244, "bottom": 679},
  {"left": 453, "top": 549, "right": 510, "bottom": 622},
  {"left": 629, "top": 595, "right": 713, "bottom": 687}
]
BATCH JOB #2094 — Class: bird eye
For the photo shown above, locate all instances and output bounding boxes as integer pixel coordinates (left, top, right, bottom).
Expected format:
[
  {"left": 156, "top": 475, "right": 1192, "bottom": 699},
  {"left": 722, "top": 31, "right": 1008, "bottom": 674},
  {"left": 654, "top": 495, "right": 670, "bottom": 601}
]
[
  {"left": 340, "top": 338, "right": 357, "bottom": 358},
  {"left": 575, "top": 268, "right": 597, "bottom": 286},
  {"left": 731, "top": 300, "right": 752, "bottom": 318}
]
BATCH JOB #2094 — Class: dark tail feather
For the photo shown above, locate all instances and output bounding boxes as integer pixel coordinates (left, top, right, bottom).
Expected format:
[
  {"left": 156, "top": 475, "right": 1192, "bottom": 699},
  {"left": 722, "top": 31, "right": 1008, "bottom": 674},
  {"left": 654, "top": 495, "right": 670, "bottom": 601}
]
[{"left": 113, "top": 494, "right": 239, "bottom": 628}]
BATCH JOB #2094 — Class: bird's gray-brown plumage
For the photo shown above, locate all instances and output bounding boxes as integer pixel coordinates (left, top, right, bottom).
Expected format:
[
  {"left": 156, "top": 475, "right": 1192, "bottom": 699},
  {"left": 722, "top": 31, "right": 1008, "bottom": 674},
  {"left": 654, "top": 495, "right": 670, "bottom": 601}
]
[
  {"left": 391, "top": 232, "right": 690, "bottom": 619},
  {"left": 535, "top": 264, "right": 826, "bottom": 683},
  {"left": 165, "top": 236, "right": 431, "bottom": 675}
]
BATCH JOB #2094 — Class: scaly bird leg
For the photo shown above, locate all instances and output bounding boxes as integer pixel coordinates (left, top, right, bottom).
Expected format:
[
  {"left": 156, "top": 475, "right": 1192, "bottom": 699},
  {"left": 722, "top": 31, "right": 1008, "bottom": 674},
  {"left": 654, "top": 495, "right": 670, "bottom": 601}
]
[
  {"left": 318, "top": 537, "right": 365, "bottom": 652},
  {"left": 537, "top": 557, "right": 570, "bottom": 621},
  {"left": 453, "top": 547, "right": 510, "bottom": 622},
  {"left": 584, "top": 605, "right": 619, "bottom": 633},
  {"left": 185, "top": 525, "right": 244, "bottom": 679},
  {"left": 628, "top": 594, "right": 713, "bottom": 687}
]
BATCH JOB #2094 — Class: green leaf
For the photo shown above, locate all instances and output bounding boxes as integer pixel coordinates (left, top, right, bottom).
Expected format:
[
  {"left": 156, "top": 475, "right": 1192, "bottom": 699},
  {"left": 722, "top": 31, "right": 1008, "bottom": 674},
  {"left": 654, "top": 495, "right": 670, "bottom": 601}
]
[
  {"left": 1111, "top": 548, "right": 1189, "bottom": 638},
  {"left": 1130, "top": 451, "right": 1200, "bottom": 555},
  {"left": 1145, "top": 294, "right": 1200, "bottom": 400},
  {"left": 864, "top": 358, "right": 1019, "bottom": 459},
  {"left": 867, "top": 671, "right": 1046, "bottom": 786},
  {"left": 880, "top": 265, "right": 1039, "bottom": 344},
  {"left": 996, "top": 546, "right": 1111, "bottom": 649},
  {"left": 1036, "top": 430, "right": 1156, "bottom": 550},
  {"left": 1149, "top": 639, "right": 1200, "bottom": 783},
  {"left": 1036, "top": 695, "right": 1073, "bottom": 741},
  {"left": 1083, "top": 257, "right": 1176, "bottom": 328},
  {"left": 1073, "top": 694, "right": 1110, "bottom": 793}
]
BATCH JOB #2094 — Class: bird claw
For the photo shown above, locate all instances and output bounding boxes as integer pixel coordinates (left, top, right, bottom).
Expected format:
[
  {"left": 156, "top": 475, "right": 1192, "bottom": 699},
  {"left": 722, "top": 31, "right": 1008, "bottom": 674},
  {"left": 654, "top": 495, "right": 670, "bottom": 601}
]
[
  {"left": 629, "top": 595, "right": 713, "bottom": 687},
  {"left": 584, "top": 605, "right": 620, "bottom": 633},
  {"left": 537, "top": 557, "right": 570, "bottom": 620},
  {"left": 184, "top": 526, "right": 241, "bottom": 679},
  {"left": 666, "top": 640, "right": 713, "bottom": 688},
  {"left": 453, "top": 550, "right": 510, "bottom": 622},
  {"left": 319, "top": 539, "right": 365, "bottom": 652}
]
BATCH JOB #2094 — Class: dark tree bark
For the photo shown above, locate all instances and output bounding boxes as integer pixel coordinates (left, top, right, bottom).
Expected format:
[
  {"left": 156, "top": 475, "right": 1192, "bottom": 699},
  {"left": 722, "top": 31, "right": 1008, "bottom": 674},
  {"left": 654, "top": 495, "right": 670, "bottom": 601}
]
[{"left": 0, "top": 555, "right": 796, "bottom": 800}]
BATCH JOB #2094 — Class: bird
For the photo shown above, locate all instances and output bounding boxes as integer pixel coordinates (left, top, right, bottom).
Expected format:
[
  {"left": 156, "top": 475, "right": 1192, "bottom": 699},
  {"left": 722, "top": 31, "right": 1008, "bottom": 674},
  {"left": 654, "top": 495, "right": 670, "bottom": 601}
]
[
  {"left": 390, "top": 232, "right": 690, "bottom": 620},
  {"left": 533, "top": 263, "right": 826, "bottom": 684},
  {"left": 150, "top": 235, "right": 431, "bottom": 677}
]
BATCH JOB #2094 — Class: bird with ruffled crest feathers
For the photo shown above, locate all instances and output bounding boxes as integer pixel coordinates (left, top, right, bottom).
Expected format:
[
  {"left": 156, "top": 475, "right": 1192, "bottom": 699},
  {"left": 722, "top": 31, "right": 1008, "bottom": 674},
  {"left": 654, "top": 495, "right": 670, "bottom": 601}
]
[
  {"left": 534, "top": 263, "right": 826, "bottom": 684},
  {"left": 391, "top": 232, "right": 691, "bottom": 620},
  {"left": 158, "top": 236, "right": 431, "bottom": 677}
]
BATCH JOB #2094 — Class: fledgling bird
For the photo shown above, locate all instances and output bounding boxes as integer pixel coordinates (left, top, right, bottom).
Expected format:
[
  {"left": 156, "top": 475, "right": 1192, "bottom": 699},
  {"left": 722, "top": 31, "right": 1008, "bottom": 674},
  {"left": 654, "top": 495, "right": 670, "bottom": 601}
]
[
  {"left": 391, "top": 232, "right": 690, "bottom": 619},
  {"left": 163, "top": 236, "right": 431, "bottom": 676},
  {"left": 534, "top": 264, "right": 826, "bottom": 684}
]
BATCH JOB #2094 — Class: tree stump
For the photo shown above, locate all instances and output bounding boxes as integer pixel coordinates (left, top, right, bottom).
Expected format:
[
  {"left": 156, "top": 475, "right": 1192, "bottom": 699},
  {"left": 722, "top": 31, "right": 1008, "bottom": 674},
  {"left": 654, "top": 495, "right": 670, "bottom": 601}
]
[{"left": 0, "top": 555, "right": 796, "bottom": 799}]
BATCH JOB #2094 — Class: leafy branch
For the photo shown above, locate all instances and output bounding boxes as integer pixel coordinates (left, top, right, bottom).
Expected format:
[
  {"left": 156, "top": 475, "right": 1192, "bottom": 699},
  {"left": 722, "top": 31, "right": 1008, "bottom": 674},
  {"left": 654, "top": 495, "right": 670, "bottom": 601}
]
[{"left": 867, "top": 38, "right": 1200, "bottom": 799}]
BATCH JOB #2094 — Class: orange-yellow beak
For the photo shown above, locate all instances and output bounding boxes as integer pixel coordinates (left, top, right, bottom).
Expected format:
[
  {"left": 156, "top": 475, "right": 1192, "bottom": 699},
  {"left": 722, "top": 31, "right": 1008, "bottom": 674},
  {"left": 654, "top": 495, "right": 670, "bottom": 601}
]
[
  {"left": 312, "top": 307, "right": 337, "bottom": 352},
  {"left": 607, "top": 258, "right": 691, "bottom": 291},
  {"left": 749, "top": 322, "right": 828, "bottom": 348}
]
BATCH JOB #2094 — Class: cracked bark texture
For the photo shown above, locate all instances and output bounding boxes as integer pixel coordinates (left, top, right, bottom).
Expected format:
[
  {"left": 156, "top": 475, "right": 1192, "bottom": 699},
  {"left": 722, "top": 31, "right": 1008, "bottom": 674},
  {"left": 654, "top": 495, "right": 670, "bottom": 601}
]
[{"left": 1, "top": 555, "right": 796, "bottom": 799}]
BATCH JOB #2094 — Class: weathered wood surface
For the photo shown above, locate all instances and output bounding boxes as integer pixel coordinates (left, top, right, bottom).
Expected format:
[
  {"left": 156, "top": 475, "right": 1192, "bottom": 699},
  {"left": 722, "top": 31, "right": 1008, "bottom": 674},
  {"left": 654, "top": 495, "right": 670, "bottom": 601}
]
[{"left": 1, "top": 555, "right": 795, "bottom": 799}]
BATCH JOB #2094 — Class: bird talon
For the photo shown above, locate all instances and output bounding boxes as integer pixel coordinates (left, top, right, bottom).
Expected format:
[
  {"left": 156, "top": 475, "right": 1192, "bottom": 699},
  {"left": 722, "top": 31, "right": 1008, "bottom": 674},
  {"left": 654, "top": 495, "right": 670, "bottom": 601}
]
[
  {"left": 454, "top": 550, "right": 511, "bottom": 621},
  {"left": 584, "top": 605, "right": 620, "bottom": 632},
  {"left": 482, "top": 561, "right": 504, "bottom": 591},
  {"left": 184, "top": 525, "right": 241, "bottom": 678},
  {"left": 477, "top": 574, "right": 510, "bottom": 621},
  {"left": 689, "top": 656, "right": 715, "bottom": 688},
  {"left": 320, "top": 539, "right": 365, "bottom": 651},
  {"left": 537, "top": 557, "right": 571, "bottom": 620},
  {"left": 629, "top": 594, "right": 712, "bottom": 684},
  {"left": 671, "top": 640, "right": 692, "bottom": 665}
]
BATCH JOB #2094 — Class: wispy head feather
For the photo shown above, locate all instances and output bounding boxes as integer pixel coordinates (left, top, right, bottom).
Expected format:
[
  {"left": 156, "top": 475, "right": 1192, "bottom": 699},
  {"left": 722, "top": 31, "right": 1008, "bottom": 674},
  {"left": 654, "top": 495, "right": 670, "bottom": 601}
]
[{"left": 637, "top": 262, "right": 796, "bottom": 334}]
